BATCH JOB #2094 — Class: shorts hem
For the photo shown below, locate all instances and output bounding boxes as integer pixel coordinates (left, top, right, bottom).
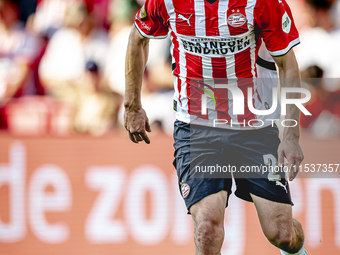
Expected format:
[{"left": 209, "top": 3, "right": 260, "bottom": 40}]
[
  {"left": 234, "top": 191, "right": 293, "bottom": 205},
  {"left": 186, "top": 188, "right": 232, "bottom": 215}
]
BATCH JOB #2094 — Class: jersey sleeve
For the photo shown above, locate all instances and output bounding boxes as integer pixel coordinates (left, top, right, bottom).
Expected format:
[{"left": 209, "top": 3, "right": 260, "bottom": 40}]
[
  {"left": 254, "top": 0, "right": 300, "bottom": 57},
  {"left": 134, "top": 0, "right": 169, "bottom": 39}
]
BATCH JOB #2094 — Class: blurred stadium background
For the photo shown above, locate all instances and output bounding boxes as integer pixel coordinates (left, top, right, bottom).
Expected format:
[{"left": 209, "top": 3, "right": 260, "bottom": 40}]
[{"left": 0, "top": 0, "right": 339, "bottom": 254}]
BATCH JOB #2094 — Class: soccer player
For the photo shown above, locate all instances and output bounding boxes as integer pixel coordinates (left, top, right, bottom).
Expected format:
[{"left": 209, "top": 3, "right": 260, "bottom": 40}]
[{"left": 124, "top": 0, "right": 307, "bottom": 254}]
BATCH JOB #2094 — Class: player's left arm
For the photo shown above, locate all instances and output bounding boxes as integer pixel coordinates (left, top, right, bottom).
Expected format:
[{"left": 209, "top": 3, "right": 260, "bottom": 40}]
[
  {"left": 273, "top": 50, "right": 304, "bottom": 181},
  {"left": 255, "top": 0, "right": 303, "bottom": 181}
]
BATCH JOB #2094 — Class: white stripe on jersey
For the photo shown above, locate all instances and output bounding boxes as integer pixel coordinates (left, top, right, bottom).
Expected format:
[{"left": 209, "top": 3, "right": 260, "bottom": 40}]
[
  {"left": 202, "top": 58, "right": 218, "bottom": 119},
  {"left": 170, "top": 34, "right": 180, "bottom": 106},
  {"left": 194, "top": 0, "right": 206, "bottom": 37},
  {"left": 250, "top": 35, "right": 256, "bottom": 77},
  {"left": 178, "top": 41, "right": 188, "bottom": 117},
  {"left": 164, "top": 0, "right": 178, "bottom": 106},
  {"left": 228, "top": 88, "right": 240, "bottom": 127},
  {"left": 225, "top": 55, "right": 239, "bottom": 126},
  {"left": 164, "top": 0, "right": 189, "bottom": 121},
  {"left": 218, "top": 0, "right": 236, "bottom": 124},
  {"left": 170, "top": 34, "right": 175, "bottom": 69},
  {"left": 245, "top": 0, "right": 256, "bottom": 26},
  {"left": 202, "top": 57, "right": 213, "bottom": 86},
  {"left": 218, "top": 0, "right": 230, "bottom": 36},
  {"left": 226, "top": 54, "right": 236, "bottom": 81},
  {"left": 164, "top": 0, "right": 176, "bottom": 33}
]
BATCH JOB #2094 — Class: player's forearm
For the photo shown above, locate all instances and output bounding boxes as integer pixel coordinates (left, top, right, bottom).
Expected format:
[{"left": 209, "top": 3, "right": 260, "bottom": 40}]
[
  {"left": 279, "top": 72, "right": 301, "bottom": 141},
  {"left": 124, "top": 26, "right": 149, "bottom": 111},
  {"left": 275, "top": 51, "right": 301, "bottom": 141}
]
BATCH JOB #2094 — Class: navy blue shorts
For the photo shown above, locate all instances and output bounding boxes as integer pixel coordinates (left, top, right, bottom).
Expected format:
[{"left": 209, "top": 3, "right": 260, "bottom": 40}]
[{"left": 173, "top": 120, "right": 292, "bottom": 213}]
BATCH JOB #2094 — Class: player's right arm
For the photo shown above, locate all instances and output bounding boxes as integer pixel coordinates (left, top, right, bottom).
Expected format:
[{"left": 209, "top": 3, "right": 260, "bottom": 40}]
[
  {"left": 124, "top": 26, "right": 151, "bottom": 144},
  {"left": 124, "top": 0, "right": 169, "bottom": 144}
]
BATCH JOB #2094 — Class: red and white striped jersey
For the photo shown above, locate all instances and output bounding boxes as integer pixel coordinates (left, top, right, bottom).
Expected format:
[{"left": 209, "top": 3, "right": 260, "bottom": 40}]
[{"left": 134, "top": 0, "right": 300, "bottom": 128}]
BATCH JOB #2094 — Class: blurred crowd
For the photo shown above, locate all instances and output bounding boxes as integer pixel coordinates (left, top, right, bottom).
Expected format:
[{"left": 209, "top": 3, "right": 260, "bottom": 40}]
[
  {"left": 0, "top": 0, "right": 339, "bottom": 137},
  {"left": 294, "top": 0, "right": 340, "bottom": 138},
  {"left": 0, "top": 0, "right": 174, "bottom": 136}
]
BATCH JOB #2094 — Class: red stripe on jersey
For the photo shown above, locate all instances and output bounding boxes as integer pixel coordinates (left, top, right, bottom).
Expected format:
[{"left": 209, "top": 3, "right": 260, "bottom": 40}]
[
  {"left": 159, "top": 0, "right": 171, "bottom": 23},
  {"left": 170, "top": 31, "right": 182, "bottom": 103},
  {"left": 241, "top": 83, "right": 257, "bottom": 123},
  {"left": 173, "top": 0, "right": 195, "bottom": 36},
  {"left": 176, "top": 77, "right": 182, "bottom": 104},
  {"left": 186, "top": 53, "right": 203, "bottom": 79},
  {"left": 236, "top": 79, "right": 257, "bottom": 124},
  {"left": 216, "top": 87, "right": 231, "bottom": 121},
  {"left": 235, "top": 48, "right": 253, "bottom": 78},
  {"left": 186, "top": 53, "right": 207, "bottom": 118},
  {"left": 227, "top": 0, "right": 249, "bottom": 36},
  {"left": 205, "top": 0, "right": 220, "bottom": 36},
  {"left": 211, "top": 57, "right": 227, "bottom": 80},
  {"left": 235, "top": 48, "right": 256, "bottom": 122},
  {"left": 211, "top": 57, "right": 230, "bottom": 121}
]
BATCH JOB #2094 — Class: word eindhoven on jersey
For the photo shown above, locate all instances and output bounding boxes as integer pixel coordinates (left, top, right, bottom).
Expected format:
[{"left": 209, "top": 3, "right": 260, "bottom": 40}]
[{"left": 181, "top": 36, "right": 251, "bottom": 55}]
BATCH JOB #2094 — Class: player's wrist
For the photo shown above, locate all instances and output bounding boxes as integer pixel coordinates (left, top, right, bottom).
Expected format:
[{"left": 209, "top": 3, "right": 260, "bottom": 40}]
[
  {"left": 124, "top": 100, "right": 142, "bottom": 112},
  {"left": 282, "top": 132, "right": 300, "bottom": 142}
]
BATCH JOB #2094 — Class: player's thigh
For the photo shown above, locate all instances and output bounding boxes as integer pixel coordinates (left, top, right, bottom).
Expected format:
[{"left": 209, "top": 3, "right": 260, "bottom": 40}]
[
  {"left": 251, "top": 193, "right": 293, "bottom": 241},
  {"left": 173, "top": 120, "right": 232, "bottom": 213},
  {"left": 190, "top": 190, "right": 229, "bottom": 225},
  {"left": 232, "top": 125, "right": 292, "bottom": 204}
]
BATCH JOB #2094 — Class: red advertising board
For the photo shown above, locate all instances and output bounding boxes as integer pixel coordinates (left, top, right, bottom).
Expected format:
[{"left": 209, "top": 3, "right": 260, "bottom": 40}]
[{"left": 0, "top": 132, "right": 339, "bottom": 254}]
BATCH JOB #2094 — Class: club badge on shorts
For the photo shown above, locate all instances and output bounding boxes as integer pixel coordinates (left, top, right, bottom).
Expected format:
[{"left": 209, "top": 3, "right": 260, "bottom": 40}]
[
  {"left": 227, "top": 11, "right": 246, "bottom": 27},
  {"left": 181, "top": 183, "right": 190, "bottom": 198}
]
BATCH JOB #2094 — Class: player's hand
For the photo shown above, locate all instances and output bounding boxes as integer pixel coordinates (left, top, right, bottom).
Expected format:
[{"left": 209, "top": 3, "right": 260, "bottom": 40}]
[
  {"left": 124, "top": 107, "right": 151, "bottom": 144},
  {"left": 278, "top": 138, "right": 304, "bottom": 181}
]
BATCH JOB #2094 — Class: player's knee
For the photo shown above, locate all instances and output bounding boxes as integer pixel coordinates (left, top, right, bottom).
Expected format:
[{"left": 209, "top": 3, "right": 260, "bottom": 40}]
[
  {"left": 292, "top": 219, "right": 304, "bottom": 239},
  {"left": 265, "top": 228, "right": 293, "bottom": 249},
  {"left": 195, "top": 219, "right": 224, "bottom": 246},
  {"left": 275, "top": 231, "right": 293, "bottom": 250},
  {"left": 264, "top": 218, "right": 305, "bottom": 253}
]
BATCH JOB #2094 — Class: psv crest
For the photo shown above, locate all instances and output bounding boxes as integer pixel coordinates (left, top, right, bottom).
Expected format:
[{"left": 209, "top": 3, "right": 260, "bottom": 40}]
[
  {"left": 181, "top": 183, "right": 190, "bottom": 198},
  {"left": 227, "top": 11, "right": 246, "bottom": 27}
]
